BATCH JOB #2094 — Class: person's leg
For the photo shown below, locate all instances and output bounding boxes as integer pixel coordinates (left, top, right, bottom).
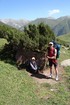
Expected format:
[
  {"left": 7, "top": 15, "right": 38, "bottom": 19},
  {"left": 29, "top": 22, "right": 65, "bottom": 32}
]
[
  {"left": 49, "top": 66, "right": 53, "bottom": 77},
  {"left": 54, "top": 63, "right": 59, "bottom": 80},
  {"left": 49, "top": 61, "right": 53, "bottom": 77}
]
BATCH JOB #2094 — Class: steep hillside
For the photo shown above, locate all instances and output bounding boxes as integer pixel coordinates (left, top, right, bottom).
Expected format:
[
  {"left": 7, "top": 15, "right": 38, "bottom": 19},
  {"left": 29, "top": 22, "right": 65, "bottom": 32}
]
[
  {"left": 53, "top": 17, "right": 70, "bottom": 36},
  {"left": 0, "top": 21, "right": 6, "bottom": 25},
  {"left": 30, "top": 18, "right": 57, "bottom": 28},
  {"left": 0, "top": 19, "right": 30, "bottom": 29},
  {"left": 57, "top": 32, "right": 70, "bottom": 42},
  {"left": 30, "top": 16, "right": 70, "bottom": 36}
]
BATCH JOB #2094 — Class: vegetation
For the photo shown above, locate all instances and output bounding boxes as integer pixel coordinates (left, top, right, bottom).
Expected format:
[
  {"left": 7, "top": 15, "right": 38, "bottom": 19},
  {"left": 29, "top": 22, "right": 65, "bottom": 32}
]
[
  {"left": 58, "top": 33, "right": 70, "bottom": 42},
  {"left": 59, "top": 47, "right": 70, "bottom": 62},
  {"left": 0, "top": 38, "right": 7, "bottom": 51},
  {"left": 0, "top": 23, "right": 55, "bottom": 62},
  {"left": 56, "top": 33, "right": 70, "bottom": 48}
]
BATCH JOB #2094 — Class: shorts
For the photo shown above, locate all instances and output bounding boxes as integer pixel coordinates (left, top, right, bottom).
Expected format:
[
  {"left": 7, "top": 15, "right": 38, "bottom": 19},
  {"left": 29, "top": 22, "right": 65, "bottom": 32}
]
[{"left": 49, "top": 60, "right": 58, "bottom": 67}]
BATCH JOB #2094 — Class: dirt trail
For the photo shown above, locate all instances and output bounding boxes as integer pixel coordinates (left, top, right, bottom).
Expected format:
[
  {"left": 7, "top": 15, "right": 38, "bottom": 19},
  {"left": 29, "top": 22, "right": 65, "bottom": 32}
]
[{"left": 28, "top": 65, "right": 64, "bottom": 85}]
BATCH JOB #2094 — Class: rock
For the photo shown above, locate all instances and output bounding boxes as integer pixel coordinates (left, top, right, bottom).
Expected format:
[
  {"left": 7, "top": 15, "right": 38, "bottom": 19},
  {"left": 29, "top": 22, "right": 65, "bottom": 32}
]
[{"left": 61, "top": 59, "right": 70, "bottom": 67}]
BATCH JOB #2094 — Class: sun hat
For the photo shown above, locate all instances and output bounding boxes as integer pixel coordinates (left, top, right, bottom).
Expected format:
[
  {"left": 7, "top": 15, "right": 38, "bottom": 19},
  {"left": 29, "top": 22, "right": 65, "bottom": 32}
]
[
  {"left": 49, "top": 42, "right": 53, "bottom": 45},
  {"left": 32, "top": 57, "right": 35, "bottom": 60}
]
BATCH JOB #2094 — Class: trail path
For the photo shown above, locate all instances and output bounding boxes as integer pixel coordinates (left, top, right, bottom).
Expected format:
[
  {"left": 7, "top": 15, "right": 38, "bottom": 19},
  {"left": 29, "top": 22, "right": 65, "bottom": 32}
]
[
  {"left": 28, "top": 65, "right": 64, "bottom": 85},
  {"left": 28, "top": 59, "right": 70, "bottom": 84}
]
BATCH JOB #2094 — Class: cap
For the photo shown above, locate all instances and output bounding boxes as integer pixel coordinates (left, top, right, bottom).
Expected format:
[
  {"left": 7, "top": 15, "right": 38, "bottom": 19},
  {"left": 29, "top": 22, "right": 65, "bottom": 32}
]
[
  {"left": 49, "top": 42, "right": 53, "bottom": 45},
  {"left": 32, "top": 57, "right": 35, "bottom": 60}
]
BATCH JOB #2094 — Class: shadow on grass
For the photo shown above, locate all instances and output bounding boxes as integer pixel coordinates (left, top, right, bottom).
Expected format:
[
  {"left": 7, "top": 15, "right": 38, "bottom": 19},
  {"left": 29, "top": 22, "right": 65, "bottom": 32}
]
[
  {"left": 30, "top": 73, "right": 50, "bottom": 79},
  {"left": 17, "top": 63, "right": 51, "bottom": 79}
]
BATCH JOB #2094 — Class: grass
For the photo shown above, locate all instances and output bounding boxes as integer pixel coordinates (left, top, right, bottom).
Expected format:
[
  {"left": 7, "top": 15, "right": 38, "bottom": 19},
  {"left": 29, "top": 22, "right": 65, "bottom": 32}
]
[
  {"left": 59, "top": 46, "right": 70, "bottom": 62},
  {"left": 57, "top": 33, "right": 70, "bottom": 43},
  {"left": 0, "top": 38, "right": 7, "bottom": 51},
  {"left": 0, "top": 61, "right": 49, "bottom": 105},
  {"left": 0, "top": 61, "right": 70, "bottom": 105}
]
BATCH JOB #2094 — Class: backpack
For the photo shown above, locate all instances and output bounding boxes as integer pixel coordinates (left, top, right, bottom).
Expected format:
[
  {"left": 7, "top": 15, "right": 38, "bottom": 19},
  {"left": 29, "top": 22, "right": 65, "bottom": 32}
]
[{"left": 53, "top": 41, "right": 61, "bottom": 58}]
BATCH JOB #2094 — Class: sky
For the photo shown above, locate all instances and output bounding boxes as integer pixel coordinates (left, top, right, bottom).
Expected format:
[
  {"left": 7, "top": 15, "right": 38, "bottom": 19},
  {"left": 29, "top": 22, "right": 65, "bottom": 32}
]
[{"left": 0, "top": 0, "right": 70, "bottom": 20}]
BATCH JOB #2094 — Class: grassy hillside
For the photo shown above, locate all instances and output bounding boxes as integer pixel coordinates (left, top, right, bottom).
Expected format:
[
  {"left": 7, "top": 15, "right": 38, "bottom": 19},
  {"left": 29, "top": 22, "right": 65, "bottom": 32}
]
[
  {"left": 60, "top": 47, "right": 70, "bottom": 60},
  {"left": 0, "top": 61, "right": 70, "bottom": 105},
  {"left": 57, "top": 33, "right": 70, "bottom": 62},
  {"left": 0, "top": 38, "right": 7, "bottom": 50},
  {"left": 57, "top": 33, "right": 70, "bottom": 43}
]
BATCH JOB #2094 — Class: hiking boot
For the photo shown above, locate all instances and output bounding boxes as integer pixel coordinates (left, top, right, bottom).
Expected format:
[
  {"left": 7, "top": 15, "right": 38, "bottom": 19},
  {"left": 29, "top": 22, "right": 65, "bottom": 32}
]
[
  {"left": 56, "top": 76, "right": 59, "bottom": 81},
  {"left": 49, "top": 74, "right": 52, "bottom": 78}
]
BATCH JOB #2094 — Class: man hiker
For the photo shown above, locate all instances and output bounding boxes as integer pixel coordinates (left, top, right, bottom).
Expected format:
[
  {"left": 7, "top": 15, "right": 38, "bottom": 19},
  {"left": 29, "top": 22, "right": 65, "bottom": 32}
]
[{"left": 46, "top": 42, "right": 59, "bottom": 81}]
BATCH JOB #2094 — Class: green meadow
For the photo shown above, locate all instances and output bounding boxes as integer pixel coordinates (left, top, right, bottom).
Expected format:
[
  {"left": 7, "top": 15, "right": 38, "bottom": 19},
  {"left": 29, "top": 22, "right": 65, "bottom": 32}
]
[{"left": 57, "top": 33, "right": 70, "bottom": 43}]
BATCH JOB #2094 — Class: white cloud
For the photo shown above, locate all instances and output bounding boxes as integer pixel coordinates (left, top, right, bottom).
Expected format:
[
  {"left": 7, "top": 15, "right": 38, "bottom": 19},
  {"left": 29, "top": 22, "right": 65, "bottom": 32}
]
[{"left": 48, "top": 9, "right": 60, "bottom": 16}]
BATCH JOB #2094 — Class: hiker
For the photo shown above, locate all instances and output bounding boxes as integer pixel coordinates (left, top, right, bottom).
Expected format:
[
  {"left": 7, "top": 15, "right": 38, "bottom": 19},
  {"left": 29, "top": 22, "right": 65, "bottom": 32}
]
[
  {"left": 46, "top": 42, "right": 59, "bottom": 81},
  {"left": 29, "top": 57, "right": 38, "bottom": 74}
]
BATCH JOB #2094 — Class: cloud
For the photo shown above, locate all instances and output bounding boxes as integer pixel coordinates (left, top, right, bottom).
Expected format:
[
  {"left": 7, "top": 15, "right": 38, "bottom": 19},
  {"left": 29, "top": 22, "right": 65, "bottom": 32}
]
[{"left": 48, "top": 9, "right": 60, "bottom": 16}]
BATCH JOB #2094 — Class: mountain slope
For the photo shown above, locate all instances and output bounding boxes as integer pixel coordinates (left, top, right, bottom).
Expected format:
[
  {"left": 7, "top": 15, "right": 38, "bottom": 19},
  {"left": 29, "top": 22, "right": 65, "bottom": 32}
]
[
  {"left": 0, "top": 16, "right": 70, "bottom": 36},
  {"left": 52, "top": 17, "right": 70, "bottom": 36},
  {"left": 0, "top": 19, "right": 30, "bottom": 29},
  {"left": 57, "top": 32, "right": 70, "bottom": 42},
  {"left": 30, "top": 16, "right": 70, "bottom": 36}
]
